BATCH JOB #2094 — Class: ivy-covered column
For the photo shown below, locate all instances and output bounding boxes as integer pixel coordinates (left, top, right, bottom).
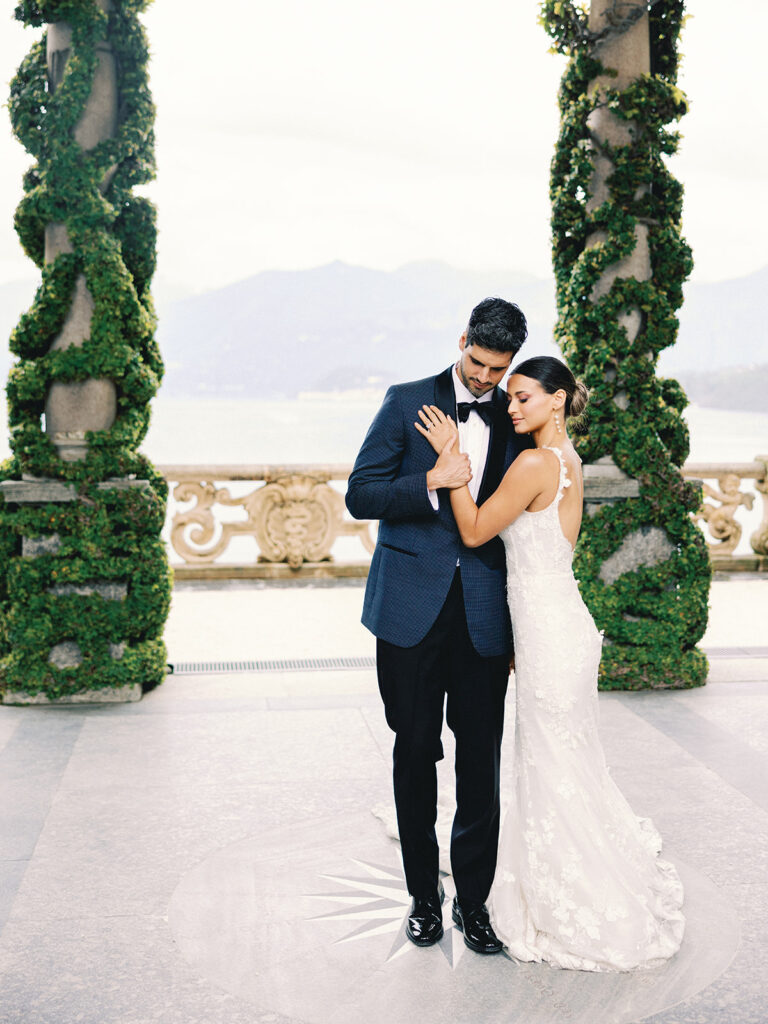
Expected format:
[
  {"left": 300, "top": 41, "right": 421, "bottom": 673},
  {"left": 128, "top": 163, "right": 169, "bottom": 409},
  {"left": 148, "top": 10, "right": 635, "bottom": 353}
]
[
  {"left": 0, "top": 0, "right": 170, "bottom": 703},
  {"left": 540, "top": 0, "right": 710, "bottom": 689}
]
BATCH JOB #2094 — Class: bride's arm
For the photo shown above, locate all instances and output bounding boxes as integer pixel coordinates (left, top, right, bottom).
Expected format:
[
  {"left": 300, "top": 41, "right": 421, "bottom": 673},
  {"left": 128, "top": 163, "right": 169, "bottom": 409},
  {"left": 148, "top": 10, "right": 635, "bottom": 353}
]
[
  {"left": 413, "top": 403, "right": 552, "bottom": 546},
  {"left": 450, "top": 448, "right": 551, "bottom": 547}
]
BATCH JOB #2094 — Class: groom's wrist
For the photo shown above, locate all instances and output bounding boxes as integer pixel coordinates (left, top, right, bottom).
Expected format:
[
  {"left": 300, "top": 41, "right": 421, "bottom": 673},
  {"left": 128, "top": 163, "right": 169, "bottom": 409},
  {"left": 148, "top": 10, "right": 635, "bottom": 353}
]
[{"left": 426, "top": 468, "right": 454, "bottom": 490}]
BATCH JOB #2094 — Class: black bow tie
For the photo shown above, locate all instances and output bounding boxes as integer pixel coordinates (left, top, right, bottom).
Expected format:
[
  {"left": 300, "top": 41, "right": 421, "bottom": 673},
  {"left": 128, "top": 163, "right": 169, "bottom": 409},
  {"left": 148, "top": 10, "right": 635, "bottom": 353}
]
[{"left": 457, "top": 401, "right": 495, "bottom": 426}]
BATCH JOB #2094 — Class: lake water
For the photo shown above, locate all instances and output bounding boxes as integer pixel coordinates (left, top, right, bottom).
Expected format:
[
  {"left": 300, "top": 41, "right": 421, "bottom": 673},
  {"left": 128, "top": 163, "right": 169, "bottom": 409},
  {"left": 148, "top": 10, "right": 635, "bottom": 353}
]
[
  {"left": 146, "top": 396, "right": 765, "bottom": 466},
  {"left": 0, "top": 394, "right": 765, "bottom": 466}
]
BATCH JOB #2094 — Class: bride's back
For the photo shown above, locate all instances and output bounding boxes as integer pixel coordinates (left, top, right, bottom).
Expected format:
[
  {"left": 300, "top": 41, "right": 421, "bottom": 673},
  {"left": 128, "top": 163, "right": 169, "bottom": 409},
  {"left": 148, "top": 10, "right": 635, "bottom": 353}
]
[
  {"left": 524, "top": 443, "right": 583, "bottom": 550},
  {"left": 556, "top": 444, "right": 583, "bottom": 549}
]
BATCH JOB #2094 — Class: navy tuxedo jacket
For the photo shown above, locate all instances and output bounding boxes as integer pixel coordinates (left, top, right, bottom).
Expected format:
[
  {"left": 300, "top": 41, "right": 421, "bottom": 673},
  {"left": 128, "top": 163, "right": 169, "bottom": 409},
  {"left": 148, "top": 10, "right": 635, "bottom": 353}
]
[{"left": 346, "top": 366, "right": 531, "bottom": 657}]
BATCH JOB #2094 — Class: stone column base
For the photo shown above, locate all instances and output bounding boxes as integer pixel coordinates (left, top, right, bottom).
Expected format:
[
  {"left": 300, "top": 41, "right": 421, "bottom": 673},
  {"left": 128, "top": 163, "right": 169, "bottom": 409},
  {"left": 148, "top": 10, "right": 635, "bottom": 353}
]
[
  {"left": 1, "top": 683, "right": 142, "bottom": 706},
  {"left": 0, "top": 475, "right": 156, "bottom": 704}
]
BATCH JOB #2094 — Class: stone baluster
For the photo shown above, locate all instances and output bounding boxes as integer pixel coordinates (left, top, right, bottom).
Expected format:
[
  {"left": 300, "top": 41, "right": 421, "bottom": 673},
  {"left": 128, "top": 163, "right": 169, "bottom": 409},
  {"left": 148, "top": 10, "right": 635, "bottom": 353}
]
[{"left": 751, "top": 455, "right": 768, "bottom": 557}]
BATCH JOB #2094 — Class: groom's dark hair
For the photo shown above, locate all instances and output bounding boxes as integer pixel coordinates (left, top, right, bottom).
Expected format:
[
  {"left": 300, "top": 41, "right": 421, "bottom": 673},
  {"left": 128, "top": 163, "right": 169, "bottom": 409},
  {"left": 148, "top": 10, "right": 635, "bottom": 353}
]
[{"left": 466, "top": 297, "right": 528, "bottom": 355}]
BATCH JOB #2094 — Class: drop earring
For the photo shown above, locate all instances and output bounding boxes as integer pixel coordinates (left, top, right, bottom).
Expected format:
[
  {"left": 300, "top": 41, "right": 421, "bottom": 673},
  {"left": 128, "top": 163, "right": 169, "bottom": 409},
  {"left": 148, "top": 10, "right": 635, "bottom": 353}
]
[{"left": 554, "top": 410, "right": 562, "bottom": 432}]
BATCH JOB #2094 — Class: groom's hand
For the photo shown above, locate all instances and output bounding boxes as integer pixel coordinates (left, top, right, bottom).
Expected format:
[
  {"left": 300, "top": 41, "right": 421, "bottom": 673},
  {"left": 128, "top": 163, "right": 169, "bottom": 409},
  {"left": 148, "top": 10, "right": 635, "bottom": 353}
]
[{"left": 426, "top": 437, "right": 472, "bottom": 490}]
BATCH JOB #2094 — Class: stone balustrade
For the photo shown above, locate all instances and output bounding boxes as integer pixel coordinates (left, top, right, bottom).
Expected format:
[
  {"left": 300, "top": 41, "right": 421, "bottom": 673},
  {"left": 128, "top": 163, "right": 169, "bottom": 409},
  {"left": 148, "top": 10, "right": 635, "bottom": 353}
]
[
  {"left": 682, "top": 458, "right": 768, "bottom": 571},
  {"left": 157, "top": 457, "right": 768, "bottom": 579},
  {"left": 157, "top": 465, "right": 375, "bottom": 580}
]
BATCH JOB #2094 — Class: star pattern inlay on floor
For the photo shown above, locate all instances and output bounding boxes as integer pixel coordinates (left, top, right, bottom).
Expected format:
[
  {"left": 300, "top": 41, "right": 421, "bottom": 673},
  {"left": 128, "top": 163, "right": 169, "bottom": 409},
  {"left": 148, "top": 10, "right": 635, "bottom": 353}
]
[{"left": 307, "top": 857, "right": 515, "bottom": 968}]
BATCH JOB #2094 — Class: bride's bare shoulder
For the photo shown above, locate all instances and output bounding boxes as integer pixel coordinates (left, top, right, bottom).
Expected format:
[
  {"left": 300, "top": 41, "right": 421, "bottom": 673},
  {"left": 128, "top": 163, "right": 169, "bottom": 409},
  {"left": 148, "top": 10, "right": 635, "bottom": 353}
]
[
  {"left": 510, "top": 448, "right": 555, "bottom": 473},
  {"left": 503, "top": 448, "right": 562, "bottom": 497}
]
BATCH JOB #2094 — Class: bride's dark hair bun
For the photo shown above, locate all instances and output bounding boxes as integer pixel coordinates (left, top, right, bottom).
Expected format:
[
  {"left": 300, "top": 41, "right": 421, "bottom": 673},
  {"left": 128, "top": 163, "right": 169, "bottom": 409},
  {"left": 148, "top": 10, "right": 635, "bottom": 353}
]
[
  {"left": 511, "top": 355, "right": 589, "bottom": 422},
  {"left": 569, "top": 380, "right": 589, "bottom": 419}
]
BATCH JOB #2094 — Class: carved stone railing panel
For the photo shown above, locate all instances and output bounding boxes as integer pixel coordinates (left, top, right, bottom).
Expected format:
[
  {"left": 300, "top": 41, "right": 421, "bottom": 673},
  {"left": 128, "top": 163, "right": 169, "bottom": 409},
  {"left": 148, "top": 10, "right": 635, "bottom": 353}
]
[
  {"left": 160, "top": 465, "right": 376, "bottom": 575},
  {"left": 692, "top": 473, "right": 753, "bottom": 553},
  {"left": 158, "top": 459, "right": 767, "bottom": 576},
  {"left": 681, "top": 458, "right": 768, "bottom": 563}
]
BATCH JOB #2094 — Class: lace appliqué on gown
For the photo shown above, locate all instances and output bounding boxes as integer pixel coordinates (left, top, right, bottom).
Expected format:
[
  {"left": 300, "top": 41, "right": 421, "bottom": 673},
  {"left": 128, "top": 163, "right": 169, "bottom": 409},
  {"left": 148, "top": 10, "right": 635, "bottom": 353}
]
[{"left": 490, "top": 446, "right": 685, "bottom": 972}]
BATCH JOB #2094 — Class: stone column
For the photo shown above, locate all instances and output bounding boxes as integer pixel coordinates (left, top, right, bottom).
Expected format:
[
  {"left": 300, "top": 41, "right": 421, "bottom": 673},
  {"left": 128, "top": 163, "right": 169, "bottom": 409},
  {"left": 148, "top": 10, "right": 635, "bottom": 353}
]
[
  {"left": 586, "top": 0, "right": 650, "bottom": 419},
  {"left": 542, "top": 2, "right": 706, "bottom": 688},
  {"left": 581, "top": 1, "right": 651, "bottom": 528},
  {"left": 1, "top": 0, "right": 163, "bottom": 706},
  {"left": 43, "top": 1, "right": 118, "bottom": 463}
]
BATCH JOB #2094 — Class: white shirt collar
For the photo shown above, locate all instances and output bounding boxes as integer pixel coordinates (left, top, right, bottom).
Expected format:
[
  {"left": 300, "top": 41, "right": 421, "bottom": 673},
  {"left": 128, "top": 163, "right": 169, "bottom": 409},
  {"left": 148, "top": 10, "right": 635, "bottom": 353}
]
[{"left": 452, "top": 364, "right": 494, "bottom": 404}]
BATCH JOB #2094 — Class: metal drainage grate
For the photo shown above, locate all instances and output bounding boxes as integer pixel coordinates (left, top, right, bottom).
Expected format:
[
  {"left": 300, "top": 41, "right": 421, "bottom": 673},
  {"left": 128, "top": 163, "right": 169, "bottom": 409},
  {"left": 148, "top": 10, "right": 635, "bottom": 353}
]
[
  {"left": 169, "top": 656, "right": 377, "bottom": 676},
  {"left": 170, "top": 648, "right": 768, "bottom": 677}
]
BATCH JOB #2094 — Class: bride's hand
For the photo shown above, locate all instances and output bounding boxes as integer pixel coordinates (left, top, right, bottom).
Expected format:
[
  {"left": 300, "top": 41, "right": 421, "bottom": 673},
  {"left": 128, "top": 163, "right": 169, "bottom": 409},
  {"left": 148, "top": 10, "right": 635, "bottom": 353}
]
[{"left": 415, "top": 405, "right": 459, "bottom": 454}]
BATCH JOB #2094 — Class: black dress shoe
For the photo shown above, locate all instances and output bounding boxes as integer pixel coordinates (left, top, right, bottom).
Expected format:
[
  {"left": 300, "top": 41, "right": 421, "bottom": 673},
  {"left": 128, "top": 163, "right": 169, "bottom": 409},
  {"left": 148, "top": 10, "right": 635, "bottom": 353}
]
[
  {"left": 405, "top": 882, "right": 445, "bottom": 946},
  {"left": 452, "top": 897, "right": 503, "bottom": 954}
]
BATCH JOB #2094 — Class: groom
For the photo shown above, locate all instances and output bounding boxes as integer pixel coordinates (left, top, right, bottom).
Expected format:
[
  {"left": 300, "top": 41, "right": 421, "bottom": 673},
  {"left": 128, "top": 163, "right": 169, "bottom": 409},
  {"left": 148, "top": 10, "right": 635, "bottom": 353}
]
[{"left": 346, "top": 297, "right": 529, "bottom": 953}]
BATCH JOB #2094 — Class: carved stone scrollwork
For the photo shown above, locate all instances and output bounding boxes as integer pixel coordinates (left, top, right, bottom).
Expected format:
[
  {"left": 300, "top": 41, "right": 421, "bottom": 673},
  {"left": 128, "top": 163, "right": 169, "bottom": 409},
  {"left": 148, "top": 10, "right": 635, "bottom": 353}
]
[
  {"left": 170, "top": 481, "right": 233, "bottom": 564},
  {"left": 692, "top": 473, "right": 754, "bottom": 553},
  {"left": 750, "top": 456, "right": 768, "bottom": 556},
  {"left": 169, "top": 473, "right": 375, "bottom": 568}
]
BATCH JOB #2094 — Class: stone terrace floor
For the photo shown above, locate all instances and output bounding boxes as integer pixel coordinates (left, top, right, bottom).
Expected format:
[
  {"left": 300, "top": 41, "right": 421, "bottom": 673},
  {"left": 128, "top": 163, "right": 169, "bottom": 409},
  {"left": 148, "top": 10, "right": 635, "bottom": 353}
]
[{"left": 1, "top": 574, "right": 767, "bottom": 1024}]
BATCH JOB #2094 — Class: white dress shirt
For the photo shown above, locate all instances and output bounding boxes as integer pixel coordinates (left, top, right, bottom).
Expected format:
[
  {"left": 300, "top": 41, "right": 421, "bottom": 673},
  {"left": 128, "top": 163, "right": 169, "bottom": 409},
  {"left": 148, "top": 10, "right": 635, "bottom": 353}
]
[{"left": 428, "top": 365, "right": 493, "bottom": 509}]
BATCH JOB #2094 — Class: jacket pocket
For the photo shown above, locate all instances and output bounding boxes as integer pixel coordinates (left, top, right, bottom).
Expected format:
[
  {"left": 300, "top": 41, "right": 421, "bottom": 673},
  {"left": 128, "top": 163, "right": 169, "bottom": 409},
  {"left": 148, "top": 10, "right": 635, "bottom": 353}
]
[{"left": 380, "top": 542, "right": 417, "bottom": 558}]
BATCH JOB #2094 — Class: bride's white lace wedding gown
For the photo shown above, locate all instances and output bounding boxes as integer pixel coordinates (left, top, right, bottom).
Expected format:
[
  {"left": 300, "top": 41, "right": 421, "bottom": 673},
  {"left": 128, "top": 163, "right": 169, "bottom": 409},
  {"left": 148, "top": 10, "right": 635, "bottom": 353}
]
[{"left": 490, "top": 446, "right": 685, "bottom": 972}]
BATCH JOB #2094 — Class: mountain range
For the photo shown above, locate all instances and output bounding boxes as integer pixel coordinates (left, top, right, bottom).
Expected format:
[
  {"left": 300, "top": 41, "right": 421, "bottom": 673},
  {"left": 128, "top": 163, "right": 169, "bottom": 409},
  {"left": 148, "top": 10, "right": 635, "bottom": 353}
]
[{"left": 0, "top": 261, "right": 765, "bottom": 407}]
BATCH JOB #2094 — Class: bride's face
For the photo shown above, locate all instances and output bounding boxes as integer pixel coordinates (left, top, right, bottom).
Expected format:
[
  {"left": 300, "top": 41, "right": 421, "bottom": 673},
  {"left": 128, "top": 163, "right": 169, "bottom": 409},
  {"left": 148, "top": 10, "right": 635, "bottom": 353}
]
[{"left": 507, "top": 374, "right": 557, "bottom": 433}]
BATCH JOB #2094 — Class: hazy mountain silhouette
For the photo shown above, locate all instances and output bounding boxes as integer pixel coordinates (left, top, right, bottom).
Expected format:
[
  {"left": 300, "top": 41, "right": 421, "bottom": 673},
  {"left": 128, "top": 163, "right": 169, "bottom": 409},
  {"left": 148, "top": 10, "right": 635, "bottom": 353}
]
[
  {"left": 1, "top": 262, "right": 765, "bottom": 407},
  {"left": 154, "top": 261, "right": 561, "bottom": 398}
]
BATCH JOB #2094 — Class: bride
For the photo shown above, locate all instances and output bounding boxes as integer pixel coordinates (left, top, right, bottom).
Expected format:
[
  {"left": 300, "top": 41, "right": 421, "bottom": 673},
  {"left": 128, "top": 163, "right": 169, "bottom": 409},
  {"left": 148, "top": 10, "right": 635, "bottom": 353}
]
[{"left": 415, "top": 355, "right": 685, "bottom": 972}]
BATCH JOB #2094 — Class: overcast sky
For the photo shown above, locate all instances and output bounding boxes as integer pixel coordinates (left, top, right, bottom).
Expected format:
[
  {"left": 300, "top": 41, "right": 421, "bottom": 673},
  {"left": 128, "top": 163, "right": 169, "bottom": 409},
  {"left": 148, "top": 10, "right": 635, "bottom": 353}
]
[{"left": 1, "top": 1, "right": 766, "bottom": 294}]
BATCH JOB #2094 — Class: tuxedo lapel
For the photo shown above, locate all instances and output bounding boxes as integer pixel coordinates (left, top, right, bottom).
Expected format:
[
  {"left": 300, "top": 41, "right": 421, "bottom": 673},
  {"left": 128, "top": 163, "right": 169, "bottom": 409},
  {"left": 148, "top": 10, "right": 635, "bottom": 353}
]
[
  {"left": 433, "top": 366, "right": 455, "bottom": 416},
  {"left": 477, "top": 385, "right": 509, "bottom": 506},
  {"left": 410, "top": 367, "right": 455, "bottom": 473}
]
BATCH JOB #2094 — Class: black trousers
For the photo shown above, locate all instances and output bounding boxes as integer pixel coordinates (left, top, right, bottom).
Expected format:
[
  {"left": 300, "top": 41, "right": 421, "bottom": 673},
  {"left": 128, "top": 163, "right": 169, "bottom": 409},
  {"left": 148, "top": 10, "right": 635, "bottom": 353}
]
[{"left": 376, "top": 570, "right": 509, "bottom": 904}]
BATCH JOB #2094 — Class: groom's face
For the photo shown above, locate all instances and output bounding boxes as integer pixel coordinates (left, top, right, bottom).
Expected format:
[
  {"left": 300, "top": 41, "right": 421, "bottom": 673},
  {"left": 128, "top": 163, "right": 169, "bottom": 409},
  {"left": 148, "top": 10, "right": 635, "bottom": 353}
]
[{"left": 457, "top": 335, "right": 514, "bottom": 398}]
